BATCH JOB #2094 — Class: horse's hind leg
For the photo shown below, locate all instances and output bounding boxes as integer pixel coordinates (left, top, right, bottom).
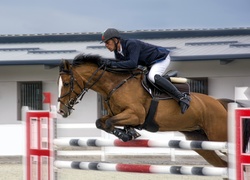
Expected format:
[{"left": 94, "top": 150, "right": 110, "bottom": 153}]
[
  {"left": 181, "top": 130, "right": 227, "bottom": 167},
  {"left": 193, "top": 149, "right": 227, "bottom": 167}
]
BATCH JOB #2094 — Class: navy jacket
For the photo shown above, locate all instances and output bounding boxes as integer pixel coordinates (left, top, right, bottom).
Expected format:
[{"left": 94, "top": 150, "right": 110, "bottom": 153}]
[{"left": 110, "top": 39, "right": 170, "bottom": 69}]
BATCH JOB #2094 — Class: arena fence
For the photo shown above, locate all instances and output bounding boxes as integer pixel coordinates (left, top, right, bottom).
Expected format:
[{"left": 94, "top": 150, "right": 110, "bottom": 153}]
[{"left": 24, "top": 103, "right": 250, "bottom": 180}]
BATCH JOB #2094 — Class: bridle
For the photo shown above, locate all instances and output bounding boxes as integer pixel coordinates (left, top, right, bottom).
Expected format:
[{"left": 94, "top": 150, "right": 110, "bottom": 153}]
[
  {"left": 58, "top": 63, "right": 142, "bottom": 116},
  {"left": 58, "top": 65, "right": 106, "bottom": 113}
]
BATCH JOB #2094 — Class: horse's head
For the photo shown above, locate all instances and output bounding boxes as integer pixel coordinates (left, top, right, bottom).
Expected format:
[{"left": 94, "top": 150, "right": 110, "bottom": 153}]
[
  {"left": 58, "top": 55, "right": 106, "bottom": 117},
  {"left": 58, "top": 60, "right": 85, "bottom": 117}
]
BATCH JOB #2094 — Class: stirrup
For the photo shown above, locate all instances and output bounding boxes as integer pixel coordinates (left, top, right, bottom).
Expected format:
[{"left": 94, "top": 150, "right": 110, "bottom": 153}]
[
  {"left": 180, "top": 94, "right": 190, "bottom": 104},
  {"left": 179, "top": 94, "right": 190, "bottom": 114}
]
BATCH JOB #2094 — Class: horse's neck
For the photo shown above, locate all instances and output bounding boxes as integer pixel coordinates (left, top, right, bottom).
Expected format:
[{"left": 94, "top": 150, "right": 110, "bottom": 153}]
[{"left": 75, "top": 66, "right": 127, "bottom": 95}]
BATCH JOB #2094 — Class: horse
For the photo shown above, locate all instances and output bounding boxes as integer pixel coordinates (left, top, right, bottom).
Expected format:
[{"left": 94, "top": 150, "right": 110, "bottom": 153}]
[{"left": 57, "top": 54, "right": 249, "bottom": 168}]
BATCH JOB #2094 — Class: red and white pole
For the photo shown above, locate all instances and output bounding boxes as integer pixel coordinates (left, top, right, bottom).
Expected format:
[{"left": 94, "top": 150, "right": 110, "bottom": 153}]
[
  {"left": 25, "top": 109, "right": 54, "bottom": 180},
  {"left": 228, "top": 103, "right": 250, "bottom": 180}
]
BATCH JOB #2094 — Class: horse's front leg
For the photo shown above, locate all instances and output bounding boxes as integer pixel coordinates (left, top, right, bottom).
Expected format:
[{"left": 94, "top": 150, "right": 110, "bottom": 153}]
[
  {"left": 101, "top": 108, "right": 143, "bottom": 141},
  {"left": 96, "top": 114, "right": 141, "bottom": 142},
  {"left": 95, "top": 115, "right": 111, "bottom": 133}
]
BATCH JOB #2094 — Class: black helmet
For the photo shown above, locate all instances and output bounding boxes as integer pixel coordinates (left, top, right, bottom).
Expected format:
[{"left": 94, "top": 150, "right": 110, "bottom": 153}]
[{"left": 101, "top": 28, "right": 120, "bottom": 43}]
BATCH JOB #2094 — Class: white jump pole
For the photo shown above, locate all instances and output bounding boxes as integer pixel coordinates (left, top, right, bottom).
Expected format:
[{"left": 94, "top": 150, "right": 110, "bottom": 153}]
[
  {"left": 228, "top": 102, "right": 250, "bottom": 180},
  {"left": 228, "top": 103, "right": 238, "bottom": 180},
  {"left": 27, "top": 102, "right": 250, "bottom": 179}
]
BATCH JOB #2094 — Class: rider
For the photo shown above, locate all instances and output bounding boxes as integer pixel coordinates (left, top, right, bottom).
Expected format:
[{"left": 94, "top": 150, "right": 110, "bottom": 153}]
[{"left": 100, "top": 28, "right": 190, "bottom": 114}]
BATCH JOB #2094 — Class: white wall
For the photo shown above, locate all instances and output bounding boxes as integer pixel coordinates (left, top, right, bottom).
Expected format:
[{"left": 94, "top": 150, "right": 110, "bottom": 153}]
[
  {"left": 57, "top": 90, "right": 98, "bottom": 124},
  {"left": 170, "top": 59, "right": 250, "bottom": 78},
  {"left": 170, "top": 59, "right": 250, "bottom": 99},
  {"left": 0, "top": 65, "right": 58, "bottom": 123},
  {"left": 0, "top": 82, "right": 17, "bottom": 123},
  {"left": 0, "top": 65, "right": 98, "bottom": 124},
  {"left": 209, "top": 76, "right": 250, "bottom": 99},
  {"left": 1, "top": 59, "right": 250, "bottom": 124},
  {"left": 0, "top": 124, "right": 24, "bottom": 155}
]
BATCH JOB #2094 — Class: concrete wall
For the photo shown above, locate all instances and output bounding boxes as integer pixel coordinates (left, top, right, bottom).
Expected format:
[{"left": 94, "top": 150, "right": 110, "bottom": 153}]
[
  {"left": 170, "top": 59, "right": 250, "bottom": 99},
  {"left": 0, "top": 65, "right": 98, "bottom": 124},
  {"left": 0, "top": 59, "right": 249, "bottom": 156},
  {"left": 0, "top": 58, "right": 250, "bottom": 125}
]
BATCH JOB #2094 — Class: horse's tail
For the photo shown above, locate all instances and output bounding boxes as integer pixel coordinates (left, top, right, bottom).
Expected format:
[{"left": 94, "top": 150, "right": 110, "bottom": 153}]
[
  {"left": 217, "top": 98, "right": 235, "bottom": 111},
  {"left": 217, "top": 98, "right": 249, "bottom": 153}
]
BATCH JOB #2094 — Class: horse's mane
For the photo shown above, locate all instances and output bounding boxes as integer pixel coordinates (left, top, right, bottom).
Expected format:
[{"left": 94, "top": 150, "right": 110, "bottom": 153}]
[
  {"left": 71, "top": 54, "right": 138, "bottom": 74},
  {"left": 72, "top": 54, "right": 101, "bottom": 67}
]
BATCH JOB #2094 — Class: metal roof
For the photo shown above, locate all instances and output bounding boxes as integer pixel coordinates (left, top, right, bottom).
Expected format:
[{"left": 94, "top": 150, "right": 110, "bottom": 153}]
[{"left": 0, "top": 27, "right": 250, "bottom": 66}]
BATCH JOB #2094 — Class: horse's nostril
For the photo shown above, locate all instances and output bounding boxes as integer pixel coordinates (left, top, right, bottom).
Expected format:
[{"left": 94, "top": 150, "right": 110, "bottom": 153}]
[{"left": 58, "top": 109, "right": 67, "bottom": 118}]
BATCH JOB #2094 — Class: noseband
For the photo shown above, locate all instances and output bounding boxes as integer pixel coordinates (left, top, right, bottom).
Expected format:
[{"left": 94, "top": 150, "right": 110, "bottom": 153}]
[{"left": 58, "top": 65, "right": 106, "bottom": 112}]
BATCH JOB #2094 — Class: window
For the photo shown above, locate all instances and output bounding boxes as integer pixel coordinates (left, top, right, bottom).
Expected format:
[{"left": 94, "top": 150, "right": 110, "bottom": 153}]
[
  {"left": 188, "top": 77, "right": 208, "bottom": 94},
  {"left": 17, "top": 82, "right": 43, "bottom": 119}
]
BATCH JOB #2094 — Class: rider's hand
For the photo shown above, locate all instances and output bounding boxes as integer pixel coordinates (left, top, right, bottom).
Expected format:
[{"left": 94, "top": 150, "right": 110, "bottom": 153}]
[{"left": 99, "top": 58, "right": 112, "bottom": 67}]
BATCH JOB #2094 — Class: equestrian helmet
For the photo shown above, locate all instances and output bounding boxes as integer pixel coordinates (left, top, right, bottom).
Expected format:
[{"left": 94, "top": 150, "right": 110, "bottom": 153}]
[{"left": 101, "top": 28, "right": 120, "bottom": 43}]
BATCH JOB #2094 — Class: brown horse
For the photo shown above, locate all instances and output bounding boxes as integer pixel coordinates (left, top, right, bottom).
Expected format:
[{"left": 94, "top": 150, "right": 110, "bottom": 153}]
[{"left": 58, "top": 55, "right": 230, "bottom": 167}]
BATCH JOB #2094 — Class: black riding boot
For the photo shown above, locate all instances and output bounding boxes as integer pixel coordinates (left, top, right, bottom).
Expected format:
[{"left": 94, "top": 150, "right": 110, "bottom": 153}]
[{"left": 154, "top": 74, "right": 190, "bottom": 114}]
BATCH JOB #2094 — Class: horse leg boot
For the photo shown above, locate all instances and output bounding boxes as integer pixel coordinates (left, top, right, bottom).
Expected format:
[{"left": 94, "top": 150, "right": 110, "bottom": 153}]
[
  {"left": 112, "top": 128, "right": 133, "bottom": 142},
  {"left": 96, "top": 118, "right": 134, "bottom": 142},
  {"left": 154, "top": 74, "right": 190, "bottom": 114},
  {"left": 124, "top": 126, "right": 141, "bottom": 140},
  {"left": 112, "top": 127, "right": 141, "bottom": 142}
]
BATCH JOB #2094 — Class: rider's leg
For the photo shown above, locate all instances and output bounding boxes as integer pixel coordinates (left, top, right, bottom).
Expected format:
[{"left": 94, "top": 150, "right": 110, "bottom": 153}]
[
  {"left": 148, "top": 55, "right": 190, "bottom": 114},
  {"left": 154, "top": 75, "right": 190, "bottom": 113}
]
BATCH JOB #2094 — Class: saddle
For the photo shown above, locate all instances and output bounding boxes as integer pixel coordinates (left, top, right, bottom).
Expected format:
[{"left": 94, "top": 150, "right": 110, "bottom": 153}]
[
  {"left": 105, "top": 66, "right": 191, "bottom": 138},
  {"left": 106, "top": 66, "right": 190, "bottom": 100},
  {"left": 142, "top": 69, "right": 190, "bottom": 100}
]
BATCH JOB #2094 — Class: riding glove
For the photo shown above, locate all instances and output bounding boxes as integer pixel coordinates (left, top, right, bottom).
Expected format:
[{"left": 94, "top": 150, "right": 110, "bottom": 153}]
[{"left": 99, "top": 58, "right": 112, "bottom": 67}]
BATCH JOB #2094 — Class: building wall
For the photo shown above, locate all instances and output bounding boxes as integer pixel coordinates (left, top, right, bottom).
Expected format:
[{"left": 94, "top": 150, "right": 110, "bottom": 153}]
[
  {"left": 0, "top": 65, "right": 98, "bottom": 125},
  {"left": 0, "top": 82, "right": 17, "bottom": 123},
  {"left": 170, "top": 59, "right": 250, "bottom": 99},
  {"left": 0, "top": 58, "right": 250, "bottom": 124}
]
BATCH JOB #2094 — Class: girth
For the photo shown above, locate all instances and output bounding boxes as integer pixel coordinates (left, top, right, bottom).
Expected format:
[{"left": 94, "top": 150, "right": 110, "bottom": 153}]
[
  {"left": 137, "top": 71, "right": 190, "bottom": 132},
  {"left": 104, "top": 67, "right": 190, "bottom": 132}
]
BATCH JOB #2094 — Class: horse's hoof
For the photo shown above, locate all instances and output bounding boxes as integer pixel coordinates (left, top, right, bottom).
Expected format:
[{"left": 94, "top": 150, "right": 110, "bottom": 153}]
[
  {"left": 125, "top": 127, "right": 141, "bottom": 140},
  {"left": 121, "top": 136, "right": 132, "bottom": 142},
  {"left": 95, "top": 119, "right": 102, "bottom": 129},
  {"left": 113, "top": 128, "right": 132, "bottom": 142}
]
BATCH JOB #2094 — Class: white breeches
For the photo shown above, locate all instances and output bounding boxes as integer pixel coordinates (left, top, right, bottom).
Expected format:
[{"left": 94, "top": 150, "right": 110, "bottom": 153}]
[{"left": 148, "top": 54, "right": 171, "bottom": 83}]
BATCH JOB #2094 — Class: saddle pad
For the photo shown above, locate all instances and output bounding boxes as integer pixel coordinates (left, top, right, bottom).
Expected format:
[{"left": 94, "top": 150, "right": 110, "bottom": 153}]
[{"left": 142, "top": 77, "right": 190, "bottom": 100}]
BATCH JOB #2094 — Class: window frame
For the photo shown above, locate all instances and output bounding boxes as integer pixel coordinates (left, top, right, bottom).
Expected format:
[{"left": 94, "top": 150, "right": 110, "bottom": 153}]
[
  {"left": 17, "top": 81, "right": 43, "bottom": 120},
  {"left": 188, "top": 77, "right": 208, "bottom": 94}
]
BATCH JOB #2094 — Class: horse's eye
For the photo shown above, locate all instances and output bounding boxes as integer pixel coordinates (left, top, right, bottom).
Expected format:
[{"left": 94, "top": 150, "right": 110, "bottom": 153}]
[{"left": 63, "top": 82, "right": 69, "bottom": 86}]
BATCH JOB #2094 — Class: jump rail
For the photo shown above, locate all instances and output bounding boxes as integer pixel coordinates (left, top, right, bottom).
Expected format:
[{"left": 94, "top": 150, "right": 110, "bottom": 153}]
[
  {"left": 54, "top": 138, "right": 227, "bottom": 151},
  {"left": 54, "top": 160, "right": 228, "bottom": 176},
  {"left": 25, "top": 103, "right": 250, "bottom": 180}
]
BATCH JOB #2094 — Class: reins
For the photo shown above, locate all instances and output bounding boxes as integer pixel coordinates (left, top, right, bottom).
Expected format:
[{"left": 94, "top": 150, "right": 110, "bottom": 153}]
[
  {"left": 104, "top": 71, "right": 142, "bottom": 115},
  {"left": 59, "top": 63, "right": 143, "bottom": 115},
  {"left": 58, "top": 64, "right": 106, "bottom": 111},
  {"left": 78, "top": 64, "right": 106, "bottom": 100}
]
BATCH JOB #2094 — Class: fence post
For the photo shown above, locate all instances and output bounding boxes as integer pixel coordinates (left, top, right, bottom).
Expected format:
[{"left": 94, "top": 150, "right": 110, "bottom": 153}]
[
  {"left": 228, "top": 103, "right": 250, "bottom": 180},
  {"left": 228, "top": 103, "right": 238, "bottom": 180},
  {"left": 24, "top": 107, "right": 54, "bottom": 180}
]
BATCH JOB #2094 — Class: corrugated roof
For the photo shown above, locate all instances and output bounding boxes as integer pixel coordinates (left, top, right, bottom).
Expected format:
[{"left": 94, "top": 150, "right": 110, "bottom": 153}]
[
  {"left": 0, "top": 27, "right": 250, "bottom": 65},
  {"left": 1, "top": 27, "right": 250, "bottom": 43}
]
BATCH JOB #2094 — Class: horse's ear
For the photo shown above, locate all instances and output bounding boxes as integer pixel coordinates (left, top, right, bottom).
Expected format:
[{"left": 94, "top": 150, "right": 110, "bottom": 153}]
[
  {"left": 60, "top": 59, "right": 71, "bottom": 72},
  {"left": 64, "top": 60, "right": 71, "bottom": 70}
]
